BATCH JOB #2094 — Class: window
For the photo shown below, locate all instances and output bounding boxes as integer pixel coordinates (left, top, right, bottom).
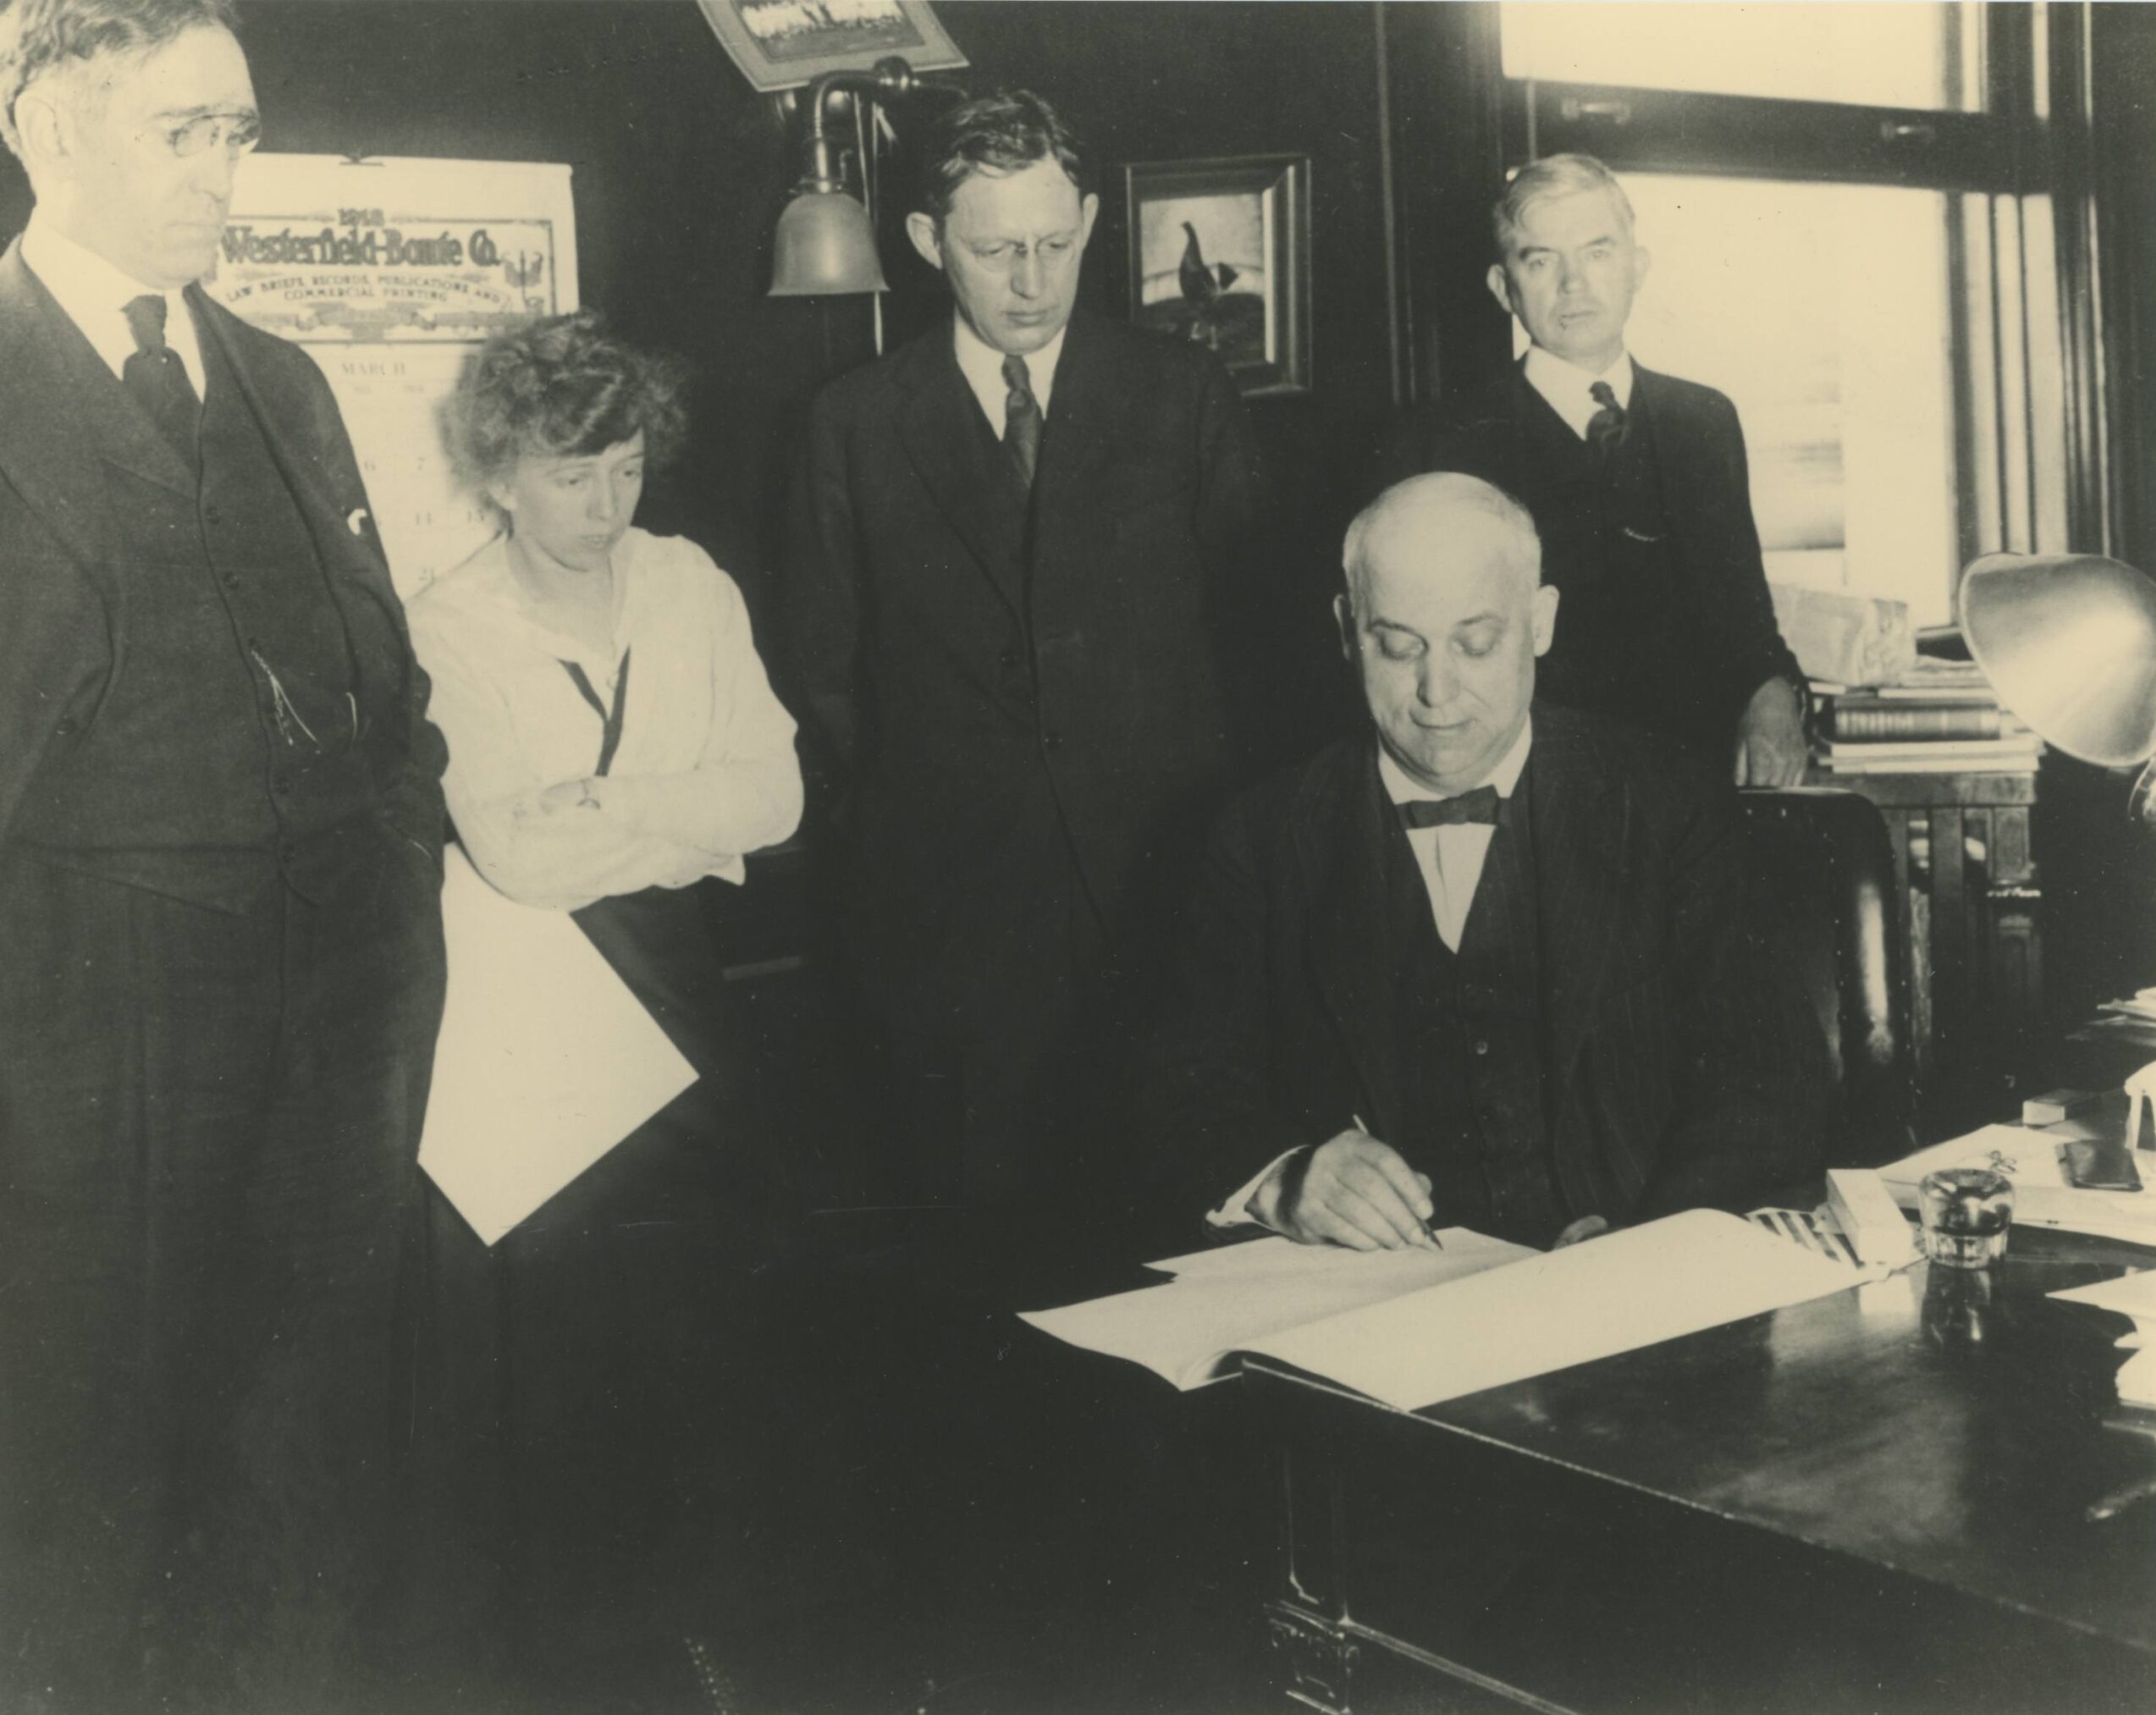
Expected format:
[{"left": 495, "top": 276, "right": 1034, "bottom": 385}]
[
  {"left": 1502, "top": 2, "right": 1984, "bottom": 114},
  {"left": 1496, "top": 2, "right": 2081, "bottom": 627}
]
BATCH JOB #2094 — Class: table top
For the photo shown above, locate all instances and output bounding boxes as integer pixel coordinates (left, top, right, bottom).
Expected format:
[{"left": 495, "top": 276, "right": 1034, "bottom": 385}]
[{"left": 1248, "top": 1228, "right": 2156, "bottom": 1655}]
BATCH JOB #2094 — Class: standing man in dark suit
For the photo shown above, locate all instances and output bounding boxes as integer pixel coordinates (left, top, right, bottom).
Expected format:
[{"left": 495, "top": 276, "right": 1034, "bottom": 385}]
[
  {"left": 786, "top": 90, "right": 1263, "bottom": 1204},
  {"left": 1390, "top": 154, "right": 1808, "bottom": 787},
  {"left": 1150, "top": 474, "right": 1824, "bottom": 1249},
  {"left": 0, "top": 4, "right": 447, "bottom": 1708}
]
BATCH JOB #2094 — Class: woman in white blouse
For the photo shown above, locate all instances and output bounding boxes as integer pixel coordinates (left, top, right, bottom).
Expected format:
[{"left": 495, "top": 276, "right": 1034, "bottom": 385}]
[
  {"left": 409, "top": 314, "right": 810, "bottom": 1684},
  {"left": 411, "top": 309, "right": 802, "bottom": 1089}
]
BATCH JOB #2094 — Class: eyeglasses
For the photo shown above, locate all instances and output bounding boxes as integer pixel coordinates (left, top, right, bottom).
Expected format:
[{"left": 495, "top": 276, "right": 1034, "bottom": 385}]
[{"left": 151, "top": 111, "right": 262, "bottom": 160}]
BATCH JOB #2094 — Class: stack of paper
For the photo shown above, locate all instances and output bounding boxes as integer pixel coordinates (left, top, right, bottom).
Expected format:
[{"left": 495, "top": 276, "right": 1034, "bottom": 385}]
[{"left": 418, "top": 846, "right": 698, "bottom": 1244}]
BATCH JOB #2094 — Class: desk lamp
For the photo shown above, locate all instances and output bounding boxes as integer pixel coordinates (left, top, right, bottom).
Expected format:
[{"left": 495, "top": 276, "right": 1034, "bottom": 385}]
[{"left": 1960, "top": 551, "right": 2156, "bottom": 1155}]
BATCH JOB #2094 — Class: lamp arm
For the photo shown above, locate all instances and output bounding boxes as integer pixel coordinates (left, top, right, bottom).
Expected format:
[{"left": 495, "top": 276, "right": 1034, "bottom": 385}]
[{"left": 796, "top": 57, "right": 966, "bottom": 192}]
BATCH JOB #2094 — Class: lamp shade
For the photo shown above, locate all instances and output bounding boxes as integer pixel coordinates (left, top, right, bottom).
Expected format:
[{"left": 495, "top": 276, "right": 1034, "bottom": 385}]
[
  {"left": 769, "top": 188, "right": 888, "bottom": 296},
  {"left": 1960, "top": 551, "right": 2156, "bottom": 767}
]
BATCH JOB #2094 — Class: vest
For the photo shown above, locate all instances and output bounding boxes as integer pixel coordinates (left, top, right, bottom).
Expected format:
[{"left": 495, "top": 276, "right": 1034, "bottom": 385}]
[
  {"left": 15, "top": 299, "right": 385, "bottom": 911},
  {"left": 1513, "top": 378, "right": 1726, "bottom": 755},
  {"left": 1383, "top": 779, "right": 1565, "bottom": 1245}
]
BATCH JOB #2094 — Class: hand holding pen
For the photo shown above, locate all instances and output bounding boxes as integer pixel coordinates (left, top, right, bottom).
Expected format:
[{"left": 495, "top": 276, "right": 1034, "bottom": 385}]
[{"left": 1271, "top": 1112, "right": 1442, "bottom": 1252}]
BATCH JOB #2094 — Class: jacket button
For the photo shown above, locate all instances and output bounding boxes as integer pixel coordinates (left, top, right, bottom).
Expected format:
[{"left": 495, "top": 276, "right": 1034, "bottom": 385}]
[
  {"left": 204, "top": 504, "right": 222, "bottom": 526},
  {"left": 54, "top": 717, "right": 76, "bottom": 736},
  {"left": 273, "top": 778, "right": 290, "bottom": 797},
  {"left": 1473, "top": 1039, "right": 1491, "bottom": 1057},
  {"left": 999, "top": 648, "right": 1019, "bottom": 670},
  {"left": 279, "top": 843, "right": 298, "bottom": 863},
  {"left": 223, "top": 572, "right": 240, "bottom": 590},
  {"left": 1041, "top": 731, "right": 1062, "bottom": 752}
]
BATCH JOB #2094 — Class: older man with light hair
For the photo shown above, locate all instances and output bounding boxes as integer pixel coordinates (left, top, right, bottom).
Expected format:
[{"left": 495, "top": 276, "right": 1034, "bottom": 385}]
[
  {"left": 0, "top": 3, "right": 446, "bottom": 1708},
  {"left": 1387, "top": 153, "right": 1808, "bottom": 789},
  {"left": 1148, "top": 472, "right": 1825, "bottom": 1251}
]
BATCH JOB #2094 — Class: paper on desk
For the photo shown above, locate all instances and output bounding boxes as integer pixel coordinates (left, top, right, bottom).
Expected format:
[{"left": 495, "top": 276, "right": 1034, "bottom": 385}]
[
  {"left": 1019, "top": 1228, "right": 1534, "bottom": 1390},
  {"left": 1246, "top": 1210, "right": 1868, "bottom": 1411},
  {"left": 418, "top": 845, "right": 697, "bottom": 1245},
  {"left": 2049, "top": 1271, "right": 2156, "bottom": 1409},
  {"left": 1880, "top": 1124, "right": 2156, "bottom": 1246}
]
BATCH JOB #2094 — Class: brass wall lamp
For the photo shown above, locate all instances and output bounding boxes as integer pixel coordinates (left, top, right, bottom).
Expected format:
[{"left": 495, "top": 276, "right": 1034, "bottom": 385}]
[{"left": 770, "top": 56, "right": 966, "bottom": 299}]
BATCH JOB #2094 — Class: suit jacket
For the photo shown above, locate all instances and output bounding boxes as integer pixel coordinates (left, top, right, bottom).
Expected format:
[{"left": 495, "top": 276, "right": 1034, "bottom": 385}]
[
  {"left": 1387, "top": 359, "right": 1801, "bottom": 747},
  {"left": 0, "top": 240, "right": 445, "bottom": 902},
  {"left": 1146, "top": 706, "right": 1827, "bottom": 1236},
  {"left": 784, "top": 309, "right": 1263, "bottom": 1004}
]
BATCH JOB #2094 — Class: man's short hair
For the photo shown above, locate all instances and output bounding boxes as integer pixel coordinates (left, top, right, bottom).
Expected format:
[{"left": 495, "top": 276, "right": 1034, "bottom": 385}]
[
  {"left": 1343, "top": 473, "right": 1542, "bottom": 599},
  {"left": 0, "top": 0, "right": 239, "bottom": 158},
  {"left": 1492, "top": 152, "right": 1635, "bottom": 256},
  {"left": 913, "top": 88, "right": 1087, "bottom": 225}
]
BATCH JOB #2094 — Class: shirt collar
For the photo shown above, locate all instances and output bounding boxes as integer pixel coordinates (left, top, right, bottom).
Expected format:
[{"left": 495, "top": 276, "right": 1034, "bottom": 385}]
[
  {"left": 951, "top": 311, "right": 1067, "bottom": 428},
  {"left": 1522, "top": 345, "right": 1633, "bottom": 441},
  {"left": 1378, "top": 714, "right": 1534, "bottom": 808},
  {"left": 21, "top": 207, "right": 207, "bottom": 388}
]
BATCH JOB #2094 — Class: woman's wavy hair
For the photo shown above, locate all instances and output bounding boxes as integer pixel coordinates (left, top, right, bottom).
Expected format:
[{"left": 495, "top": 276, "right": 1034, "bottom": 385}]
[{"left": 445, "top": 308, "right": 689, "bottom": 501}]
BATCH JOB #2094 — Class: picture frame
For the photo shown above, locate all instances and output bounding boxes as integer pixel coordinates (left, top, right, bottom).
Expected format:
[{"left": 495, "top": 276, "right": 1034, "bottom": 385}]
[
  {"left": 1125, "top": 153, "right": 1311, "bottom": 397},
  {"left": 695, "top": 0, "right": 968, "bottom": 95}
]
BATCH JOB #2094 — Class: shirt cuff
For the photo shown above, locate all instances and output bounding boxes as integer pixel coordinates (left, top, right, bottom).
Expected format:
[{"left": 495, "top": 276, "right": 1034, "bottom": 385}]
[{"left": 1205, "top": 1146, "right": 1307, "bottom": 1233}]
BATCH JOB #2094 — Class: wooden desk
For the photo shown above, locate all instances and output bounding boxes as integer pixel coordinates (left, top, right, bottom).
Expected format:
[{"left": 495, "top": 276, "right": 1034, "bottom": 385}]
[{"left": 1251, "top": 1236, "right": 2156, "bottom": 1714}]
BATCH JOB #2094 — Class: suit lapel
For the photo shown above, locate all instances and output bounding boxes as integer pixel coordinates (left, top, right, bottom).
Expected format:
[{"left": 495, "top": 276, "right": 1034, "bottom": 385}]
[
  {"left": 1026, "top": 312, "right": 1114, "bottom": 578},
  {"left": 190, "top": 287, "right": 358, "bottom": 581},
  {"left": 1297, "top": 742, "right": 1407, "bottom": 1138},
  {"left": 0, "top": 242, "right": 194, "bottom": 555},
  {"left": 892, "top": 324, "right": 1028, "bottom": 618},
  {"left": 1527, "top": 710, "right": 1629, "bottom": 1074}
]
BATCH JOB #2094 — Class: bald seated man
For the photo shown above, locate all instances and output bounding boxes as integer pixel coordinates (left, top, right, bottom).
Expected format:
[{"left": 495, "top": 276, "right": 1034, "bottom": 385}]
[{"left": 1144, "top": 473, "right": 1826, "bottom": 1251}]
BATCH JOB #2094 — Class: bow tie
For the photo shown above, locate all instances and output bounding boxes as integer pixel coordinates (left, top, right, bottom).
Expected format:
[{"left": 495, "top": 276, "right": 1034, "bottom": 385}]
[{"left": 1396, "top": 786, "right": 1501, "bottom": 830}]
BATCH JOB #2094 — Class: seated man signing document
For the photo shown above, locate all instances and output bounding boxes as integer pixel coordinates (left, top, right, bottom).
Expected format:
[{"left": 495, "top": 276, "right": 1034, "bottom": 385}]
[{"left": 1149, "top": 474, "right": 1826, "bottom": 1251}]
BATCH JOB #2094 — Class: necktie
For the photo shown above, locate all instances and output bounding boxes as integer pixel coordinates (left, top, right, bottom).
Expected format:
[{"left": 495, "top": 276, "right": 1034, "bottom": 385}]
[
  {"left": 1586, "top": 378, "right": 1626, "bottom": 461},
  {"left": 122, "top": 293, "right": 201, "bottom": 462},
  {"left": 1397, "top": 786, "right": 1501, "bottom": 830},
  {"left": 1001, "top": 352, "right": 1042, "bottom": 490}
]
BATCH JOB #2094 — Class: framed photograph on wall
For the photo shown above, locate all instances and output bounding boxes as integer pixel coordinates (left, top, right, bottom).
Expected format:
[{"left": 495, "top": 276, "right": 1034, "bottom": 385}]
[
  {"left": 1126, "top": 153, "right": 1311, "bottom": 397},
  {"left": 696, "top": 0, "right": 968, "bottom": 94}
]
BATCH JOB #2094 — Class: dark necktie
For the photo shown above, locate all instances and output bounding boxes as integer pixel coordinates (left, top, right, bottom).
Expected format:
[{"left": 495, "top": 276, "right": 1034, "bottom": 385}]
[
  {"left": 1397, "top": 786, "right": 1501, "bottom": 830},
  {"left": 1586, "top": 378, "right": 1626, "bottom": 461},
  {"left": 1001, "top": 352, "right": 1042, "bottom": 490},
  {"left": 122, "top": 293, "right": 201, "bottom": 462}
]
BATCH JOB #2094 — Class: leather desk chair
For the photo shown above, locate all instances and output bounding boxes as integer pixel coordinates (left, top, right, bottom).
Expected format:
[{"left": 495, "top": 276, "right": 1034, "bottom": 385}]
[{"left": 1739, "top": 787, "right": 1916, "bottom": 1166}]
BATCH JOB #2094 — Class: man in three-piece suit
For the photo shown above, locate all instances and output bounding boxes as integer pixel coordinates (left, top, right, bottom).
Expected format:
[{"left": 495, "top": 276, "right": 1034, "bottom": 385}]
[
  {"left": 0, "top": 3, "right": 445, "bottom": 1708},
  {"left": 786, "top": 89, "right": 1262, "bottom": 1203},
  {"left": 1388, "top": 153, "right": 1808, "bottom": 788},
  {"left": 1151, "top": 474, "right": 1824, "bottom": 1250}
]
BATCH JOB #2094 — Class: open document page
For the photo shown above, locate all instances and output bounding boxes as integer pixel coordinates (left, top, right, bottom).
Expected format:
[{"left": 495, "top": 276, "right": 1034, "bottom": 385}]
[
  {"left": 1019, "top": 1229, "right": 1536, "bottom": 1390},
  {"left": 1248, "top": 1209, "right": 1869, "bottom": 1411}
]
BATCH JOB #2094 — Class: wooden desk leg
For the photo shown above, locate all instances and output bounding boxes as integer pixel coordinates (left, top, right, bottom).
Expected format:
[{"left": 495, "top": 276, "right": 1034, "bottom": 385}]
[{"left": 1265, "top": 1599, "right": 1358, "bottom": 1714}]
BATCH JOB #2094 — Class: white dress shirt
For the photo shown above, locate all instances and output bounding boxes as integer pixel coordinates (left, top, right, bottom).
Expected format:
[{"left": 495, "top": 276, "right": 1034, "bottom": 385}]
[
  {"left": 21, "top": 209, "right": 207, "bottom": 392},
  {"left": 952, "top": 312, "right": 1067, "bottom": 435},
  {"left": 1206, "top": 720, "right": 1536, "bottom": 1232},
  {"left": 1381, "top": 717, "right": 1535, "bottom": 954},
  {"left": 407, "top": 527, "right": 803, "bottom": 912},
  {"left": 1522, "top": 345, "right": 1633, "bottom": 442}
]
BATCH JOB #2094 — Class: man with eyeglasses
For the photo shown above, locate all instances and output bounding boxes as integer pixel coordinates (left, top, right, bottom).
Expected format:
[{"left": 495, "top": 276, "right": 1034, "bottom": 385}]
[
  {"left": 784, "top": 90, "right": 1265, "bottom": 1210},
  {"left": 0, "top": 3, "right": 448, "bottom": 1710}
]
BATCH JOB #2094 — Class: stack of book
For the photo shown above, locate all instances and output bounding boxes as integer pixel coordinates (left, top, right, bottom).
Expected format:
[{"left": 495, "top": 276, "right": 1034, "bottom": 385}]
[{"left": 1811, "top": 657, "right": 2041, "bottom": 776}]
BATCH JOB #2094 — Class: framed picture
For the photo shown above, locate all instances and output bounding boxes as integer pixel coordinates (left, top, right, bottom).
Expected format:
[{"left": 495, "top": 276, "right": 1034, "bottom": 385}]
[
  {"left": 696, "top": 0, "right": 968, "bottom": 95},
  {"left": 1126, "top": 154, "right": 1311, "bottom": 397}
]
